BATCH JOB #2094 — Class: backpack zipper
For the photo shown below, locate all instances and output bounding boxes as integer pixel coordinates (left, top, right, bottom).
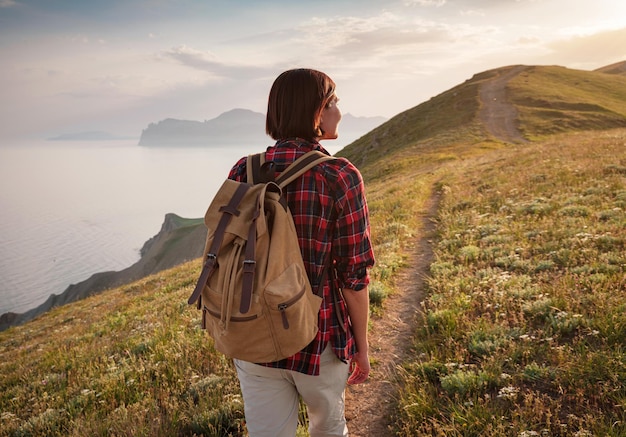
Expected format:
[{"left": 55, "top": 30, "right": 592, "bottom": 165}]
[
  {"left": 277, "top": 287, "right": 307, "bottom": 329},
  {"left": 204, "top": 305, "right": 258, "bottom": 322}
]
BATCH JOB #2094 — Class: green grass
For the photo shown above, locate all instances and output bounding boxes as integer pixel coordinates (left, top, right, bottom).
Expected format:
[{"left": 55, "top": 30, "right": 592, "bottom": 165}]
[
  {"left": 0, "top": 263, "right": 246, "bottom": 436},
  {"left": 395, "top": 129, "right": 626, "bottom": 436},
  {"left": 508, "top": 65, "right": 626, "bottom": 139}
]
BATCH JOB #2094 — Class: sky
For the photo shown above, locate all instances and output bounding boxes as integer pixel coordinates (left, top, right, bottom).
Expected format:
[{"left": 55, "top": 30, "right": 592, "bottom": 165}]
[{"left": 1, "top": 0, "right": 625, "bottom": 141}]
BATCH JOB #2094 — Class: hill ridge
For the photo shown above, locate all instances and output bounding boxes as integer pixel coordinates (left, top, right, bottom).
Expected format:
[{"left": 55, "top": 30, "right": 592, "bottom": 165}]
[{"left": 338, "top": 62, "right": 626, "bottom": 175}]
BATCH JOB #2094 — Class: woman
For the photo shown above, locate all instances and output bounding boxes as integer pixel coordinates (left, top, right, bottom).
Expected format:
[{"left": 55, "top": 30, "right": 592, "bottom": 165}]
[{"left": 228, "top": 68, "right": 375, "bottom": 437}]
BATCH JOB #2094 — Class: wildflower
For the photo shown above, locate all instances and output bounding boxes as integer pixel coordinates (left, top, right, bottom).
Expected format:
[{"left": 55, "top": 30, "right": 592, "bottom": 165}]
[{"left": 497, "top": 386, "right": 519, "bottom": 399}]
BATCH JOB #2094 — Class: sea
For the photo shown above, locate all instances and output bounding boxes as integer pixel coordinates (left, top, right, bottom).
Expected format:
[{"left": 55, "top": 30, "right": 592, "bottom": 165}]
[{"left": 0, "top": 139, "right": 346, "bottom": 316}]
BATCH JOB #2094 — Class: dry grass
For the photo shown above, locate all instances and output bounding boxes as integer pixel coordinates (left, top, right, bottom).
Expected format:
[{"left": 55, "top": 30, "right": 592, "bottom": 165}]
[
  {"left": 0, "top": 262, "right": 245, "bottom": 436},
  {"left": 508, "top": 66, "right": 626, "bottom": 140},
  {"left": 395, "top": 129, "right": 626, "bottom": 436}
]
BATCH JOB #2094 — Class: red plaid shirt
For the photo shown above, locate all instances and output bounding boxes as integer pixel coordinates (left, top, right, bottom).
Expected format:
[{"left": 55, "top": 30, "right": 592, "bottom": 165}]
[{"left": 228, "top": 138, "right": 375, "bottom": 375}]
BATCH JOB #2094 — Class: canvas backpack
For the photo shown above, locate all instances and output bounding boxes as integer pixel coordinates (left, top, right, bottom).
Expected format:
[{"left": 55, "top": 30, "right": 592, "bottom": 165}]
[{"left": 187, "top": 150, "right": 334, "bottom": 363}]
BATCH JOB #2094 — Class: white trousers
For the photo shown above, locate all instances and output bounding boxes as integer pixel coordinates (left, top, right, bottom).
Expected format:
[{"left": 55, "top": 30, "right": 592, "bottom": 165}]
[{"left": 234, "top": 346, "right": 350, "bottom": 437}]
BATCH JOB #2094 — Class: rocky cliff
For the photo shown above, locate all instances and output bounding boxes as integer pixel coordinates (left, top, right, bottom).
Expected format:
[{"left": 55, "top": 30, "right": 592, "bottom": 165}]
[{"left": 0, "top": 214, "right": 206, "bottom": 331}]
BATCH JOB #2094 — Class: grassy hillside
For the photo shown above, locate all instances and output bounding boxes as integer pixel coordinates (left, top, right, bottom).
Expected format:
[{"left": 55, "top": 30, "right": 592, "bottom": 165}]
[
  {"left": 508, "top": 66, "right": 626, "bottom": 139},
  {"left": 395, "top": 128, "right": 626, "bottom": 436},
  {"left": 0, "top": 260, "right": 246, "bottom": 436},
  {"left": 339, "top": 72, "right": 492, "bottom": 173},
  {"left": 1, "top": 64, "right": 625, "bottom": 436},
  {"left": 595, "top": 60, "right": 626, "bottom": 76}
]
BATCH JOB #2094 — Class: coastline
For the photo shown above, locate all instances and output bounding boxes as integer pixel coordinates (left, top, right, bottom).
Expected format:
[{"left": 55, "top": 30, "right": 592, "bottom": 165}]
[{"left": 0, "top": 213, "right": 206, "bottom": 332}]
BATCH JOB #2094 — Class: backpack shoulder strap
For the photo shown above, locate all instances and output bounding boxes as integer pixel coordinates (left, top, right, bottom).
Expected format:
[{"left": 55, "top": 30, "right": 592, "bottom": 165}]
[
  {"left": 246, "top": 153, "right": 266, "bottom": 184},
  {"left": 275, "top": 151, "right": 334, "bottom": 188}
]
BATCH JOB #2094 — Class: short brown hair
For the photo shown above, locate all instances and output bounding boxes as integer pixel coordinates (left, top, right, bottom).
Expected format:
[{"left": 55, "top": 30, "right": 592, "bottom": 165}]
[{"left": 266, "top": 69, "right": 336, "bottom": 141}]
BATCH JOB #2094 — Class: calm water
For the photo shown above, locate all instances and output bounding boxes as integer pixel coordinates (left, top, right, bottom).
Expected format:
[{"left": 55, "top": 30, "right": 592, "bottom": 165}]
[{"left": 0, "top": 139, "right": 345, "bottom": 315}]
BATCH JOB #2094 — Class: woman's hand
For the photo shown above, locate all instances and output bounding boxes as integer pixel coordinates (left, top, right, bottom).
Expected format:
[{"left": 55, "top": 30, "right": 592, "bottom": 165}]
[
  {"left": 347, "top": 351, "right": 370, "bottom": 385},
  {"left": 342, "top": 286, "right": 370, "bottom": 385}
]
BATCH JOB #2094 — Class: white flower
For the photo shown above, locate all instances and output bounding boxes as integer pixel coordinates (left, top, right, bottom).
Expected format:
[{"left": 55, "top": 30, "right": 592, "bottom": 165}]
[{"left": 497, "top": 386, "right": 519, "bottom": 399}]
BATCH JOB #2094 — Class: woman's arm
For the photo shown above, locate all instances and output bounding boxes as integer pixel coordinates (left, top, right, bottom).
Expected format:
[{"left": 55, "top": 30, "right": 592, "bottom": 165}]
[{"left": 342, "top": 286, "right": 370, "bottom": 384}]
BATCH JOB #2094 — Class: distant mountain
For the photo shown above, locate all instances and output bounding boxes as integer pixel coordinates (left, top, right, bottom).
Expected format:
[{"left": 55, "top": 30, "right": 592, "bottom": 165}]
[
  {"left": 138, "top": 109, "right": 265, "bottom": 146},
  {"left": 48, "top": 131, "right": 136, "bottom": 141},
  {"left": 138, "top": 108, "right": 386, "bottom": 147}
]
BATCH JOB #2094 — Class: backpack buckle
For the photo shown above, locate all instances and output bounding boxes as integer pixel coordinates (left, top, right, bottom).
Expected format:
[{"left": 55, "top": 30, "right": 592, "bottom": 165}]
[{"left": 242, "top": 259, "right": 256, "bottom": 272}]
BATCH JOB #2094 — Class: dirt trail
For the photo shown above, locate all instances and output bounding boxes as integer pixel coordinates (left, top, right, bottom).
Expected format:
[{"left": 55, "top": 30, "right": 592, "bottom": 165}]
[
  {"left": 478, "top": 65, "right": 529, "bottom": 143},
  {"left": 343, "top": 67, "right": 527, "bottom": 435},
  {"left": 344, "top": 194, "right": 439, "bottom": 436}
]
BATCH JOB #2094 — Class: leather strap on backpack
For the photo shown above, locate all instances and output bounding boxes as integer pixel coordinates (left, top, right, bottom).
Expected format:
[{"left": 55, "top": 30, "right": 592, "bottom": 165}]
[
  {"left": 247, "top": 153, "right": 276, "bottom": 184},
  {"left": 275, "top": 151, "right": 333, "bottom": 188},
  {"left": 247, "top": 153, "right": 265, "bottom": 183},
  {"left": 247, "top": 150, "right": 333, "bottom": 186},
  {"left": 188, "top": 183, "right": 251, "bottom": 307}
]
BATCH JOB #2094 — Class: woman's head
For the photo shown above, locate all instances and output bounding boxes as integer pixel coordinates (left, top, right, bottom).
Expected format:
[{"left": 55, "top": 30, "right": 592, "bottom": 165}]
[{"left": 266, "top": 68, "right": 341, "bottom": 141}]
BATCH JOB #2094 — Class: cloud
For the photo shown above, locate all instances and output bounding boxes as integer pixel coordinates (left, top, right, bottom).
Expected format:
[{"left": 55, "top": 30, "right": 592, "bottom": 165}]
[
  {"left": 404, "top": 0, "right": 446, "bottom": 6},
  {"left": 546, "top": 27, "right": 626, "bottom": 68},
  {"left": 0, "top": 0, "right": 16, "bottom": 7},
  {"left": 161, "top": 45, "right": 220, "bottom": 71},
  {"left": 460, "top": 9, "right": 486, "bottom": 17},
  {"left": 285, "top": 10, "right": 512, "bottom": 84},
  {"left": 159, "top": 45, "right": 272, "bottom": 80},
  {"left": 293, "top": 12, "right": 456, "bottom": 64}
]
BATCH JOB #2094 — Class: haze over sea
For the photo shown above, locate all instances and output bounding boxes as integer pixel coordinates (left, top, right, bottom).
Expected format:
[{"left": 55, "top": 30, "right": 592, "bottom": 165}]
[{"left": 0, "top": 139, "right": 345, "bottom": 315}]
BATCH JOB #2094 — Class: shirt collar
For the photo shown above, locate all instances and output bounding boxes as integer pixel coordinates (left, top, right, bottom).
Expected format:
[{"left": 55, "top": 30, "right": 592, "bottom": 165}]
[{"left": 274, "top": 138, "right": 331, "bottom": 155}]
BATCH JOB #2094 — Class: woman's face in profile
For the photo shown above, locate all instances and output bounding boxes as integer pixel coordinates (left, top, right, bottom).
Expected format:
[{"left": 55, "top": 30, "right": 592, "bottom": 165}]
[{"left": 319, "top": 95, "right": 342, "bottom": 140}]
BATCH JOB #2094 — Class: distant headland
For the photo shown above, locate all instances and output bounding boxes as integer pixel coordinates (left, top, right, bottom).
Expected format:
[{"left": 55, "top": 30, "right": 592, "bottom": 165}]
[{"left": 138, "top": 108, "right": 386, "bottom": 147}]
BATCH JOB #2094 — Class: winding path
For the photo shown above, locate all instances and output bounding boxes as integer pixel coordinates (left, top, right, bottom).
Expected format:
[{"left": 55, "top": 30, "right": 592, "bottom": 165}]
[
  {"left": 344, "top": 194, "right": 439, "bottom": 436},
  {"left": 478, "top": 65, "right": 529, "bottom": 143},
  {"left": 342, "top": 66, "right": 529, "bottom": 435}
]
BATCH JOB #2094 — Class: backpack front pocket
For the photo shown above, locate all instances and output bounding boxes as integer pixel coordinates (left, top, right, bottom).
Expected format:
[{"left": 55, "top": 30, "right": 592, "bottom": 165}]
[{"left": 264, "top": 263, "right": 323, "bottom": 357}]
